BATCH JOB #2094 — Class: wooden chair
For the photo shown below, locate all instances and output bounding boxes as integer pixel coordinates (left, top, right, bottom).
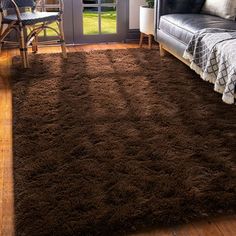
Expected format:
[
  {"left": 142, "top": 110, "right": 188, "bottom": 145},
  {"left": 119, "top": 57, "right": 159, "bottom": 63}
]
[{"left": 0, "top": 0, "right": 67, "bottom": 68}]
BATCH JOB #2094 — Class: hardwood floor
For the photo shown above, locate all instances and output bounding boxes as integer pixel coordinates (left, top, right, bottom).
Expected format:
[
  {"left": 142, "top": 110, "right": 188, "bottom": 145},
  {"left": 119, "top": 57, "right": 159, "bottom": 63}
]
[{"left": 0, "top": 43, "right": 235, "bottom": 236}]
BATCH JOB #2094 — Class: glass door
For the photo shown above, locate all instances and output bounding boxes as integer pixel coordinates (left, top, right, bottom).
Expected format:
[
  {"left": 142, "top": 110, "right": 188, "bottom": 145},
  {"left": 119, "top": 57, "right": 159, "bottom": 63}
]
[
  {"left": 72, "top": 0, "right": 128, "bottom": 44},
  {"left": 33, "top": 0, "right": 74, "bottom": 44}
]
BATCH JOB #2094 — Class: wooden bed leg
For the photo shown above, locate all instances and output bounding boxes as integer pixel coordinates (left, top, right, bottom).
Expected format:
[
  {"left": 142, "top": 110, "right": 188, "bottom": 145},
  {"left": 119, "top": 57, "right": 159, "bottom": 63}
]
[{"left": 160, "top": 44, "right": 167, "bottom": 57}]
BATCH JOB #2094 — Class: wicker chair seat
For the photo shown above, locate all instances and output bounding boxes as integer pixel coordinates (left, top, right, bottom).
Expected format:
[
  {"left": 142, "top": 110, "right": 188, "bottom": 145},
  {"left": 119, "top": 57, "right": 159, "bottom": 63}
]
[{"left": 3, "top": 12, "right": 60, "bottom": 25}]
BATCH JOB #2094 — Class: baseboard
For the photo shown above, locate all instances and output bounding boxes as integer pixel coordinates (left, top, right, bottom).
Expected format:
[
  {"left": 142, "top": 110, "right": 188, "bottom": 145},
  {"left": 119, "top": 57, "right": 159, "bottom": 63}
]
[{"left": 125, "top": 29, "right": 140, "bottom": 42}]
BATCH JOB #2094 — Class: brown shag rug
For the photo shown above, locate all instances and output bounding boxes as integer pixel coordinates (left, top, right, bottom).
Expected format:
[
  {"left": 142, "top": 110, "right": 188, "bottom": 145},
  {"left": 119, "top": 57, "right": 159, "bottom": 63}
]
[{"left": 12, "top": 48, "right": 236, "bottom": 236}]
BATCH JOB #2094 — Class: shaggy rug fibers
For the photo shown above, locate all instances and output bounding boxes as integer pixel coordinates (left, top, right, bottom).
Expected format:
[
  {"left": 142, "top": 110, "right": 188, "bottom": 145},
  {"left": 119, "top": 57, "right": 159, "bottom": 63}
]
[{"left": 12, "top": 48, "right": 236, "bottom": 235}]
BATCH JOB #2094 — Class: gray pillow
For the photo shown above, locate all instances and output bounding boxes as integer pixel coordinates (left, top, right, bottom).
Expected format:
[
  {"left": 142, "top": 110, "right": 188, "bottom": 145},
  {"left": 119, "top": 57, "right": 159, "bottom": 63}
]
[{"left": 201, "top": 0, "right": 236, "bottom": 20}]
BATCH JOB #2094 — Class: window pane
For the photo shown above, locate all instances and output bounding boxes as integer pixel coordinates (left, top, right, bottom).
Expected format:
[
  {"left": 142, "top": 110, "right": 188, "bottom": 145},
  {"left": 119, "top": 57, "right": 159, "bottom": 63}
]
[
  {"left": 101, "top": 6, "right": 117, "bottom": 34},
  {"left": 83, "top": 7, "right": 99, "bottom": 35}
]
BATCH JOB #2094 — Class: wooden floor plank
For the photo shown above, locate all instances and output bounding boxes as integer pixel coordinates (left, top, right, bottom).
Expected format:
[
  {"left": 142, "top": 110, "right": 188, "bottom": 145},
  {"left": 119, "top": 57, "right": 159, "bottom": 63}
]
[
  {"left": 0, "top": 50, "right": 9, "bottom": 236},
  {"left": 211, "top": 216, "right": 236, "bottom": 236},
  {"left": 0, "top": 49, "right": 14, "bottom": 236},
  {"left": 173, "top": 223, "right": 201, "bottom": 236},
  {"left": 191, "top": 220, "right": 223, "bottom": 236},
  {"left": 0, "top": 86, "right": 5, "bottom": 236},
  {"left": 131, "top": 228, "right": 174, "bottom": 236}
]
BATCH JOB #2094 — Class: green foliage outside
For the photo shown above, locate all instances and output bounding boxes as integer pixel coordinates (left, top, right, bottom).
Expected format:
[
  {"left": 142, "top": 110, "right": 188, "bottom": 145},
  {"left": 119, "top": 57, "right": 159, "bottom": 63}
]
[{"left": 83, "top": 10, "right": 116, "bottom": 35}]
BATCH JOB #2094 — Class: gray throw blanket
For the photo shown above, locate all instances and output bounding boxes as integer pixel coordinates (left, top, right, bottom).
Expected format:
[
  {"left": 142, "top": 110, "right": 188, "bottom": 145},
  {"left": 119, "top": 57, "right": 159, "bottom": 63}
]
[{"left": 183, "top": 28, "right": 236, "bottom": 104}]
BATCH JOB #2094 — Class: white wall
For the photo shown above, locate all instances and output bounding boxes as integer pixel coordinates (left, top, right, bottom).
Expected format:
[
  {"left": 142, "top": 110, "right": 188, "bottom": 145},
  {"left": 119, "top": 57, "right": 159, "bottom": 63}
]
[{"left": 129, "top": 0, "right": 146, "bottom": 29}]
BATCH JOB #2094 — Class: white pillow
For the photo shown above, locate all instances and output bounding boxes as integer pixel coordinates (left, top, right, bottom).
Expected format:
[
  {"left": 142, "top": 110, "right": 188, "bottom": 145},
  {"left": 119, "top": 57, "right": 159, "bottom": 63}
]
[{"left": 201, "top": 0, "right": 236, "bottom": 20}]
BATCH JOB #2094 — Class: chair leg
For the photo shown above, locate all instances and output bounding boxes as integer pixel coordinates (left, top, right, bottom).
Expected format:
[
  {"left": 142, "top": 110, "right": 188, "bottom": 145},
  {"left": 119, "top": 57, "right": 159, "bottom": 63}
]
[
  {"left": 0, "top": 42, "right": 2, "bottom": 54},
  {"left": 58, "top": 19, "right": 67, "bottom": 58},
  {"left": 0, "top": 24, "right": 4, "bottom": 54},
  {"left": 32, "top": 34, "right": 38, "bottom": 53},
  {"left": 19, "top": 27, "right": 29, "bottom": 68}
]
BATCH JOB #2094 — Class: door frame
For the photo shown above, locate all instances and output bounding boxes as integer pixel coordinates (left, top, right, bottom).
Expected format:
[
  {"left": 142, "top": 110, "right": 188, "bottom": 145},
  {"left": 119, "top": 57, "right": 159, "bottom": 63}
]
[
  {"left": 64, "top": 0, "right": 129, "bottom": 44},
  {"left": 64, "top": 0, "right": 74, "bottom": 44}
]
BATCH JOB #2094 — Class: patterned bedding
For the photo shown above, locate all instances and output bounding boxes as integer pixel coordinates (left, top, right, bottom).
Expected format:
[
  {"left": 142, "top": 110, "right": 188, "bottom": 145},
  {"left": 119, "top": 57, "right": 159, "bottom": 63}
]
[{"left": 183, "top": 28, "right": 236, "bottom": 104}]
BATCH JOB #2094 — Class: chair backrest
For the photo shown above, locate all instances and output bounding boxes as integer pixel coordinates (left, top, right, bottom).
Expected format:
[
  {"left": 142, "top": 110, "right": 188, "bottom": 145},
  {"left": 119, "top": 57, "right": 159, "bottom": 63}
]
[{"left": 0, "top": 0, "right": 35, "bottom": 10}]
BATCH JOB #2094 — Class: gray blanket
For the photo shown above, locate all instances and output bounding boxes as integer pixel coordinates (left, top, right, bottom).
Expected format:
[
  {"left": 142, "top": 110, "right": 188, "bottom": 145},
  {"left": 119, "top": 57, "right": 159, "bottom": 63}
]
[{"left": 183, "top": 28, "right": 236, "bottom": 104}]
